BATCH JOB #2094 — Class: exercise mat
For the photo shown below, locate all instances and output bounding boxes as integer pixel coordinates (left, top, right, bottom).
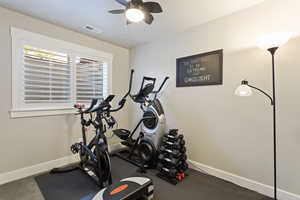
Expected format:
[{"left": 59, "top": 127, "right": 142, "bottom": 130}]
[
  {"left": 35, "top": 157, "right": 139, "bottom": 200},
  {"left": 35, "top": 157, "right": 270, "bottom": 200}
]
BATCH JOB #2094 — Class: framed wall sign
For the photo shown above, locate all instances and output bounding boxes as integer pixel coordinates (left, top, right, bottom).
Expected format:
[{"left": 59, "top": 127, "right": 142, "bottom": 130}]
[{"left": 176, "top": 49, "right": 223, "bottom": 87}]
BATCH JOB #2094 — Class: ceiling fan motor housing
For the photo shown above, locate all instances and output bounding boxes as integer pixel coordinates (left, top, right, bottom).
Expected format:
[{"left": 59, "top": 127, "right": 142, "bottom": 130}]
[{"left": 109, "top": 0, "right": 163, "bottom": 24}]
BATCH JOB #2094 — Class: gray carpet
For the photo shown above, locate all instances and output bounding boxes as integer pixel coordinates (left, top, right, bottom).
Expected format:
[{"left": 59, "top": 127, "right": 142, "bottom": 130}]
[
  {"left": 0, "top": 157, "right": 272, "bottom": 200},
  {"left": 0, "top": 177, "right": 44, "bottom": 200}
]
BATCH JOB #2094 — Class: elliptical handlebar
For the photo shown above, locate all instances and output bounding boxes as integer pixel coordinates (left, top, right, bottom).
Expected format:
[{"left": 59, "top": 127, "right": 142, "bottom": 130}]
[
  {"left": 118, "top": 69, "right": 134, "bottom": 105},
  {"left": 109, "top": 69, "right": 136, "bottom": 112},
  {"left": 125, "top": 71, "right": 169, "bottom": 103},
  {"left": 152, "top": 76, "right": 169, "bottom": 94}
]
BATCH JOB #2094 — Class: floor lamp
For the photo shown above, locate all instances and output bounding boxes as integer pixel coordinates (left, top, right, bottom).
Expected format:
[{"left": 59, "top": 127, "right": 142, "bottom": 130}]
[{"left": 235, "top": 32, "right": 291, "bottom": 200}]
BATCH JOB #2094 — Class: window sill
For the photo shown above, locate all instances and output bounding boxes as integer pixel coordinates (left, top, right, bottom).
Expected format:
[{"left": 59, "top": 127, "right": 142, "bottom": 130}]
[{"left": 10, "top": 108, "right": 76, "bottom": 118}]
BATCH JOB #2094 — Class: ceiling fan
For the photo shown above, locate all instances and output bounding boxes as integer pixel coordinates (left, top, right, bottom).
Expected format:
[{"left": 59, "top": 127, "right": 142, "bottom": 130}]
[{"left": 108, "top": 0, "right": 163, "bottom": 25}]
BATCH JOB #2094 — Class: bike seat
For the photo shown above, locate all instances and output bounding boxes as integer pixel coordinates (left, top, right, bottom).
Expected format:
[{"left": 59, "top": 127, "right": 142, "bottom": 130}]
[{"left": 113, "top": 129, "right": 131, "bottom": 140}]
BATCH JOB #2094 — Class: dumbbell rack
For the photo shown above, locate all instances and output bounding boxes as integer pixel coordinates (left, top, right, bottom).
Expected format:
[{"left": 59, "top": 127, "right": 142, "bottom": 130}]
[{"left": 156, "top": 129, "right": 189, "bottom": 185}]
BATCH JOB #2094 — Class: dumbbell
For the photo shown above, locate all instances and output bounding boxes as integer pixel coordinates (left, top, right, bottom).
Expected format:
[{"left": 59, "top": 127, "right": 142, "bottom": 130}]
[
  {"left": 157, "top": 162, "right": 164, "bottom": 169},
  {"left": 168, "top": 129, "right": 179, "bottom": 136},
  {"left": 159, "top": 146, "right": 187, "bottom": 160},
  {"left": 177, "top": 162, "right": 189, "bottom": 173},
  {"left": 180, "top": 153, "right": 187, "bottom": 161},
  {"left": 180, "top": 146, "right": 187, "bottom": 154},
  {"left": 159, "top": 146, "right": 182, "bottom": 158},
  {"left": 160, "top": 166, "right": 179, "bottom": 178},
  {"left": 158, "top": 154, "right": 183, "bottom": 166},
  {"left": 163, "top": 134, "right": 184, "bottom": 143},
  {"left": 163, "top": 139, "right": 185, "bottom": 149},
  {"left": 175, "top": 153, "right": 187, "bottom": 162},
  {"left": 159, "top": 155, "right": 187, "bottom": 167}
]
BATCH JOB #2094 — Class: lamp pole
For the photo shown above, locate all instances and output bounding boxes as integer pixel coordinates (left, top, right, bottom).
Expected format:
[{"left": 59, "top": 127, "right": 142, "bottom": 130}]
[
  {"left": 236, "top": 47, "right": 279, "bottom": 200},
  {"left": 236, "top": 32, "right": 291, "bottom": 200},
  {"left": 268, "top": 47, "right": 279, "bottom": 200}
]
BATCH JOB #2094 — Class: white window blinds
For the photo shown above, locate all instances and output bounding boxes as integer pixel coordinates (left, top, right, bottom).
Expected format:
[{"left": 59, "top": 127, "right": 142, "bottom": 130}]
[
  {"left": 23, "top": 46, "right": 72, "bottom": 104},
  {"left": 11, "top": 27, "right": 112, "bottom": 118},
  {"left": 76, "top": 57, "right": 106, "bottom": 104}
]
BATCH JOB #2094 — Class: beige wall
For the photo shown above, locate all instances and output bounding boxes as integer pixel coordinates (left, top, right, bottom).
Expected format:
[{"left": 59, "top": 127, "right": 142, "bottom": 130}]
[
  {"left": 130, "top": 0, "right": 300, "bottom": 195},
  {"left": 0, "top": 7, "right": 130, "bottom": 174}
]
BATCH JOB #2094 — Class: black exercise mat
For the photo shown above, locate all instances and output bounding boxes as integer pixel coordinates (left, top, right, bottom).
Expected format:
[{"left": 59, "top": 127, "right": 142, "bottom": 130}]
[
  {"left": 35, "top": 157, "right": 141, "bottom": 200},
  {"left": 36, "top": 157, "right": 271, "bottom": 200},
  {"left": 35, "top": 169, "right": 99, "bottom": 200}
]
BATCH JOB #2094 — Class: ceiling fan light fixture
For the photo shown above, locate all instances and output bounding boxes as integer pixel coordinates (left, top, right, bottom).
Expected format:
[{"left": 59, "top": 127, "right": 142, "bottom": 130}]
[{"left": 125, "top": 8, "right": 145, "bottom": 23}]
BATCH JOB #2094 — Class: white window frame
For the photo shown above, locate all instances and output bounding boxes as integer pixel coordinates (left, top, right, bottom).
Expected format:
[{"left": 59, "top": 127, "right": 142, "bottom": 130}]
[{"left": 10, "top": 27, "right": 113, "bottom": 118}]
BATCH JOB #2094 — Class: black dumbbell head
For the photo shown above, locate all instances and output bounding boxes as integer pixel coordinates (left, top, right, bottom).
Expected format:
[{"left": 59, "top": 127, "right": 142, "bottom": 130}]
[
  {"left": 180, "top": 146, "right": 186, "bottom": 153},
  {"left": 161, "top": 167, "right": 178, "bottom": 177},
  {"left": 169, "top": 129, "right": 178, "bottom": 136},
  {"left": 181, "top": 154, "right": 187, "bottom": 161}
]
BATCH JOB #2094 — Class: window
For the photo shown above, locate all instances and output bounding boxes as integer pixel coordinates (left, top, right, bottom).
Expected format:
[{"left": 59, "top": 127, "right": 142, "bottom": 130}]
[
  {"left": 11, "top": 27, "right": 112, "bottom": 118},
  {"left": 24, "top": 46, "right": 72, "bottom": 105},
  {"left": 76, "top": 57, "right": 107, "bottom": 104}
]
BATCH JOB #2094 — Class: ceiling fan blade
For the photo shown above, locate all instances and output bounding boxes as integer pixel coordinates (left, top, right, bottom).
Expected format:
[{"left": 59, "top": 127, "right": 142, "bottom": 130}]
[
  {"left": 143, "top": 2, "right": 162, "bottom": 13},
  {"left": 144, "top": 13, "right": 154, "bottom": 24},
  {"left": 109, "top": 9, "right": 125, "bottom": 14},
  {"left": 131, "top": 0, "right": 143, "bottom": 5},
  {"left": 116, "top": 0, "right": 128, "bottom": 6}
]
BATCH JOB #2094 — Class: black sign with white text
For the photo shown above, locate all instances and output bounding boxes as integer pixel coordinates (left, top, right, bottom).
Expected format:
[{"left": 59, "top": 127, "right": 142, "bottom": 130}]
[{"left": 176, "top": 49, "right": 223, "bottom": 87}]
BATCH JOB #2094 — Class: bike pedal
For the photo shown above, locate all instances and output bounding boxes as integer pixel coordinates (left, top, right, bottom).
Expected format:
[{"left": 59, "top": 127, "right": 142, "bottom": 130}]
[{"left": 71, "top": 143, "right": 81, "bottom": 154}]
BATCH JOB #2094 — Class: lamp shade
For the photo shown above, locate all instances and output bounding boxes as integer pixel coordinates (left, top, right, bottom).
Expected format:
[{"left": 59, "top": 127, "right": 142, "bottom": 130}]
[
  {"left": 235, "top": 84, "right": 253, "bottom": 96},
  {"left": 257, "top": 32, "right": 291, "bottom": 49},
  {"left": 125, "top": 8, "right": 145, "bottom": 23}
]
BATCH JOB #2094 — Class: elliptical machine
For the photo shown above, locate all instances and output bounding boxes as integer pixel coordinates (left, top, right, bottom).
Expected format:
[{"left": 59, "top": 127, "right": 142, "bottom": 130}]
[{"left": 113, "top": 70, "right": 169, "bottom": 170}]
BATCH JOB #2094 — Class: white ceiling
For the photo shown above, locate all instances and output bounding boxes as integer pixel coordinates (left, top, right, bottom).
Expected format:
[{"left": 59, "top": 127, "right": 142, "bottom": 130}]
[{"left": 0, "top": 0, "right": 265, "bottom": 48}]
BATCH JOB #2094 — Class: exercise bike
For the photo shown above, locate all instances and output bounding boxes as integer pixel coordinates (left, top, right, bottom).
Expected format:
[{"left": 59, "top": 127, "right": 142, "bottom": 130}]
[
  {"left": 51, "top": 94, "right": 126, "bottom": 188},
  {"left": 113, "top": 71, "right": 169, "bottom": 170}
]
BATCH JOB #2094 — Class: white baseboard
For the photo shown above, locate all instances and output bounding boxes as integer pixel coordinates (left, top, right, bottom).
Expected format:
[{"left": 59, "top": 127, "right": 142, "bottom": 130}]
[
  {"left": 0, "top": 155, "right": 78, "bottom": 186},
  {"left": 188, "top": 160, "right": 300, "bottom": 200},
  {"left": 0, "top": 143, "right": 122, "bottom": 186}
]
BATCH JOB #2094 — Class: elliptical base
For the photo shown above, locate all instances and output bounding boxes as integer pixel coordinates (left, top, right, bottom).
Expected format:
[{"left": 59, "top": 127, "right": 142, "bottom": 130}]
[{"left": 113, "top": 149, "right": 152, "bottom": 172}]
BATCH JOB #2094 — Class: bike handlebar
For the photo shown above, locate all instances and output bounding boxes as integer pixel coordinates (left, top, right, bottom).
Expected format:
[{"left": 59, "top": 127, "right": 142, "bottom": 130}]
[
  {"left": 75, "top": 98, "right": 98, "bottom": 114},
  {"left": 110, "top": 98, "right": 126, "bottom": 112},
  {"left": 89, "top": 95, "right": 114, "bottom": 113}
]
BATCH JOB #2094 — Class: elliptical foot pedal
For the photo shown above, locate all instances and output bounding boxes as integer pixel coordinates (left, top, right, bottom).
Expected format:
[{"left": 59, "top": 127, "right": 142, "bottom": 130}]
[
  {"left": 81, "top": 177, "right": 154, "bottom": 200},
  {"left": 113, "top": 129, "right": 131, "bottom": 141}
]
